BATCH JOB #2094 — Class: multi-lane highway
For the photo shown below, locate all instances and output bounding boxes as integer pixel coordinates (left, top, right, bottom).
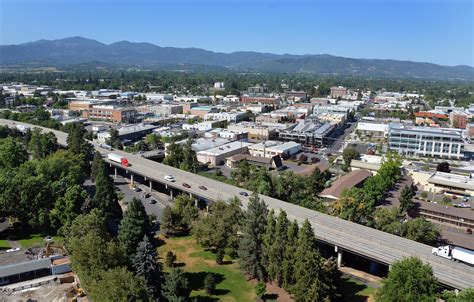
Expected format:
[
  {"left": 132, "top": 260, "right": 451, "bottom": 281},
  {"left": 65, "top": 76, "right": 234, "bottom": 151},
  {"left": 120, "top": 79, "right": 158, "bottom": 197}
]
[{"left": 1, "top": 119, "right": 473, "bottom": 290}]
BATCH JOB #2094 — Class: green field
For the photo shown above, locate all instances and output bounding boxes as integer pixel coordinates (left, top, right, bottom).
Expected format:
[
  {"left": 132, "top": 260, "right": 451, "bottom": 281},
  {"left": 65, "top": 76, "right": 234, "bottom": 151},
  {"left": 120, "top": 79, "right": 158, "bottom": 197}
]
[
  {"left": 339, "top": 276, "right": 376, "bottom": 302},
  {"left": 0, "top": 239, "right": 11, "bottom": 250},
  {"left": 158, "top": 235, "right": 256, "bottom": 302}
]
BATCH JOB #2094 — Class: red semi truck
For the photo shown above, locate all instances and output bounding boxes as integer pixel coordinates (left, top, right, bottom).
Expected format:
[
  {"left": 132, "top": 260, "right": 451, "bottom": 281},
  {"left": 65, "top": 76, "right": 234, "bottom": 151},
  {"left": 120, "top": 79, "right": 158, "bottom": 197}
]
[{"left": 107, "top": 153, "right": 130, "bottom": 167}]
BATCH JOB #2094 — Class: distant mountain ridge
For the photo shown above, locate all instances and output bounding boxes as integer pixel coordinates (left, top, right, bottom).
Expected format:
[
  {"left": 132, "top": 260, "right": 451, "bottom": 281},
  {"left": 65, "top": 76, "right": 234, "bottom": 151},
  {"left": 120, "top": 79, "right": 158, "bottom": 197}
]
[{"left": 1, "top": 36, "right": 473, "bottom": 80}]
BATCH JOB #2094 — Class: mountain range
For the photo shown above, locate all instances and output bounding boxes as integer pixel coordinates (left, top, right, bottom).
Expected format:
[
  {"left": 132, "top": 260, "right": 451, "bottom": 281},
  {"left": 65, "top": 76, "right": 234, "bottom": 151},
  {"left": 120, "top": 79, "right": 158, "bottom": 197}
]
[{"left": 1, "top": 37, "right": 473, "bottom": 80}]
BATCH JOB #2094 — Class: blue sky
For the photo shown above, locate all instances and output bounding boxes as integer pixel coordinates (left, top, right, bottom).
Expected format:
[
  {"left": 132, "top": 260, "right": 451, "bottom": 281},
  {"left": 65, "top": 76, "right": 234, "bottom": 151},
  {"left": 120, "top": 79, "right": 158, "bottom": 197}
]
[{"left": 1, "top": 0, "right": 472, "bottom": 66}]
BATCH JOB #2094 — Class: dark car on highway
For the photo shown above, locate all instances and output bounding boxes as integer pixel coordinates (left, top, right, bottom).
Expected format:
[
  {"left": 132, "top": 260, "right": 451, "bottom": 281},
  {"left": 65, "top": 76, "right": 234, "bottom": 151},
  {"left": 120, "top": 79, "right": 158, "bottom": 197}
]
[
  {"left": 199, "top": 185, "right": 207, "bottom": 190},
  {"left": 183, "top": 183, "right": 191, "bottom": 188},
  {"left": 239, "top": 192, "right": 249, "bottom": 196}
]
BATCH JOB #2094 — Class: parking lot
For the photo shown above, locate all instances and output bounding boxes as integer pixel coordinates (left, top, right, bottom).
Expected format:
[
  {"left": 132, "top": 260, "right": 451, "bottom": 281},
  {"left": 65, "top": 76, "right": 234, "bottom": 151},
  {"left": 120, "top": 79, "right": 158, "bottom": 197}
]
[{"left": 111, "top": 174, "right": 170, "bottom": 221}]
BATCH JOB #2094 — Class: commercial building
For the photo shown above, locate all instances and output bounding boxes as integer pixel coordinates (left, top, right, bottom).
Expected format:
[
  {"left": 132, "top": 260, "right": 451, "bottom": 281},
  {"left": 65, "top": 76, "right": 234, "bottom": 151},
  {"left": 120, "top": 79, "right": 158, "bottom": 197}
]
[
  {"left": 240, "top": 95, "right": 281, "bottom": 107},
  {"left": 466, "top": 124, "right": 474, "bottom": 141},
  {"left": 68, "top": 99, "right": 116, "bottom": 111},
  {"left": 313, "top": 104, "right": 351, "bottom": 117},
  {"left": 97, "top": 123, "right": 158, "bottom": 144},
  {"left": 190, "top": 106, "right": 218, "bottom": 118},
  {"left": 196, "top": 141, "right": 253, "bottom": 166},
  {"left": 316, "top": 113, "right": 346, "bottom": 126},
  {"left": 248, "top": 85, "right": 267, "bottom": 94},
  {"left": 137, "top": 104, "right": 183, "bottom": 117},
  {"left": 225, "top": 154, "right": 283, "bottom": 170},
  {"left": 450, "top": 112, "right": 468, "bottom": 129},
  {"left": 285, "top": 91, "right": 308, "bottom": 102},
  {"left": 182, "top": 121, "right": 223, "bottom": 131},
  {"left": 330, "top": 86, "right": 348, "bottom": 98},
  {"left": 279, "top": 122, "right": 335, "bottom": 146},
  {"left": 82, "top": 105, "right": 137, "bottom": 123},
  {"left": 356, "top": 122, "right": 389, "bottom": 139},
  {"left": 425, "top": 172, "right": 474, "bottom": 197},
  {"left": 248, "top": 140, "right": 301, "bottom": 158},
  {"left": 204, "top": 128, "right": 248, "bottom": 141},
  {"left": 204, "top": 112, "right": 245, "bottom": 123},
  {"left": 228, "top": 122, "right": 283, "bottom": 141},
  {"left": 388, "top": 124, "right": 465, "bottom": 159}
]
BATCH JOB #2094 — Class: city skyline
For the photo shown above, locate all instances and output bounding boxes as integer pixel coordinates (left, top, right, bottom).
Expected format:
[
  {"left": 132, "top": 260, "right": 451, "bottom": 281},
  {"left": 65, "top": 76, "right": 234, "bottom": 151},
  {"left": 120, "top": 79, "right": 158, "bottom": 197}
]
[{"left": 1, "top": 0, "right": 472, "bottom": 66}]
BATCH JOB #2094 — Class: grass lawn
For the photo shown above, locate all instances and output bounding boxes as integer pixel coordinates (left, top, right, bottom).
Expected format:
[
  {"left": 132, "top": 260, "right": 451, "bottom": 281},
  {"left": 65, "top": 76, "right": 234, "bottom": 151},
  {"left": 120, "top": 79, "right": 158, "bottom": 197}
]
[
  {"left": 0, "top": 239, "right": 11, "bottom": 250},
  {"left": 14, "top": 232, "right": 62, "bottom": 249},
  {"left": 339, "top": 276, "right": 376, "bottom": 302},
  {"left": 158, "top": 235, "right": 256, "bottom": 302}
]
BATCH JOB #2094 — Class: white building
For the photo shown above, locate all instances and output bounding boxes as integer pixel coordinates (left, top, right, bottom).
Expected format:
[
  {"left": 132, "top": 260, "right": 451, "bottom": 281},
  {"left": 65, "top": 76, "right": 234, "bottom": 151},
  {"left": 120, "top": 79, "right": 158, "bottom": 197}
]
[
  {"left": 356, "top": 122, "right": 389, "bottom": 137},
  {"left": 197, "top": 141, "right": 253, "bottom": 166},
  {"left": 248, "top": 140, "right": 301, "bottom": 158},
  {"left": 182, "top": 121, "right": 221, "bottom": 131},
  {"left": 204, "top": 112, "right": 245, "bottom": 123},
  {"left": 144, "top": 94, "right": 173, "bottom": 102}
]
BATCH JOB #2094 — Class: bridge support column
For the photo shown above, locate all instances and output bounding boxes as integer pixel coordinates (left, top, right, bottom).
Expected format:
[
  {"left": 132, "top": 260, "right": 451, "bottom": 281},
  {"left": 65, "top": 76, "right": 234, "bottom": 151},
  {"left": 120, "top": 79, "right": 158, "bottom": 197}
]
[
  {"left": 114, "top": 167, "right": 117, "bottom": 178},
  {"left": 170, "top": 189, "right": 173, "bottom": 201},
  {"left": 335, "top": 246, "right": 343, "bottom": 268},
  {"left": 130, "top": 173, "right": 134, "bottom": 186},
  {"left": 149, "top": 180, "right": 153, "bottom": 192}
]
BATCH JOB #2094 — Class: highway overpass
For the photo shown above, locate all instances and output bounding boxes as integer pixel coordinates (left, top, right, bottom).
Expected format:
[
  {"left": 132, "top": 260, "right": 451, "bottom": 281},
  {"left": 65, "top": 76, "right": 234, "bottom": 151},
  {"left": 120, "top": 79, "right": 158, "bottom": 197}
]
[{"left": 1, "top": 119, "right": 473, "bottom": 290}]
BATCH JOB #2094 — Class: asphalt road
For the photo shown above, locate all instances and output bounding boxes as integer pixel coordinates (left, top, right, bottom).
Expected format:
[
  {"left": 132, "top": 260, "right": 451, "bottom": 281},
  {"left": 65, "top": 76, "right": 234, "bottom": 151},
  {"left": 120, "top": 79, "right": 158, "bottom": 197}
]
[
  {"left": 2, "top": 119, "right": 473, "bottom": 290},
  {"left": 112, "top": 174, "right": 167, "bottom": 221}
]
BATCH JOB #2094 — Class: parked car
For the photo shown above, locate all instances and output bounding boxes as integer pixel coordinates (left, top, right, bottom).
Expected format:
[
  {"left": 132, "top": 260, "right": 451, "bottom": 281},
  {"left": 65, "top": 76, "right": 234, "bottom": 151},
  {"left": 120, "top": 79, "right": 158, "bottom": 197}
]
[
  {"left": 149, "top": 199, "right": 157, "bottom": 204},
  {"left": 142, "top": 193, "right": 151, "bottom": 198},
  {"left": 183, "top": 183, "right": 191, "bottom": 188},
  {"left": 239, "top": 192, "right": 249, "bottom": 196},
  {"left": 199, "top": 185, "right": 207, "bottom": 190},
  {"left": 133, "top": 187, "right": 141, "bottom": 192},
  {"left": 452, "top": 195, "right": 457, "bottom": 199}
]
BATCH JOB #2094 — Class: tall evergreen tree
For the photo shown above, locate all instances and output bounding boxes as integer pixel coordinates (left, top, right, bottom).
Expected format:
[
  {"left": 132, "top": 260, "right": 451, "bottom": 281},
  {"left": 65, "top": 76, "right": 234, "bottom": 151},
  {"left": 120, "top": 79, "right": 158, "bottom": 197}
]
[
  {"left": 132, "top": 235, "right": 162, "bottom": 298},
  {"left": 90, "top": 151, "right": 102, "bottom": 182},
  {"left": 268, "top": 210, "right": 289, "bottom": 286},
  {"left": 282, "top": 220, "right": 299, "bottom": 289},
  {"left": 162, "top": 268, "right": 190, "bottom": 302},
  {"left": 399, "top": 185, "right": 414, "bottom": 214},
  {"left": 238, "top": 192, "right": 268, "bottom": 281},
  {"left": 119, "top": 198, "right": 151, "bottom": 258},
  {"left": 92, "top": 160, "right": 121, "bottom": 220},
  {"left": 263, "top": 210, "right": 276, "bottom": 276},
  {"left": 293, "top": 220, "right": 325, "bottom": 301}
]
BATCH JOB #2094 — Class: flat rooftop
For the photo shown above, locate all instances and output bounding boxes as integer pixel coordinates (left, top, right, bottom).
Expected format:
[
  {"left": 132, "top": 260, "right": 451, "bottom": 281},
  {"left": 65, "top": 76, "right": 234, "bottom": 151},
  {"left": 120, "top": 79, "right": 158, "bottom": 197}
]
[
  {"left": 428, "top": 172, "right": 474, "bottom": 191},
  {"left": 198, "top": 141, "right": 253, "bottom": 156}
]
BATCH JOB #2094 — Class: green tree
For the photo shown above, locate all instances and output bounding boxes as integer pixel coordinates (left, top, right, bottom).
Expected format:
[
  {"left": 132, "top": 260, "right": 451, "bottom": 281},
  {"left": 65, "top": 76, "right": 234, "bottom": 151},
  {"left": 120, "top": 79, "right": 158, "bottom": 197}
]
[
  {"left": 163, "top": 142, "right": 184, "bottom": 168},
  {"left": 238, "top": 192, "right": 268, "bottom": 281},
  {"left": 282, "top": 220, "right": 299, "bottom": 289},
  {"left": 232, "top": 159, "right": 251, "bottom": 186},
  {"left": 161, "top": 205, "right": 179, "bottom": 236},
  {"left": 165, "top": 251, "right": 176, "bottom": 268},
  {"left": 90, "top": 151, "right": 102, "bottom": 182},
  {"left": 436, "top": 161, "right": 451, "bottom": 173},
  {"left": 145, "top": 133, "right": 161, "bottom": 149},
  {"left": 49, "top": 184, "right": 87, "bottom": 229},
  {"left": 441, "top": 288, "right": 474, "bottom": 302},
  {"left": 92, "top": 160, "right": 122, "bottom": 220},
  {"left": 162, "top": 268, "right": 190, "bottom": 302},
  {"left": 132, "top": 235, "right": 162, "bottom": 298},
  {"left": 28, "top": 128, "right": 58, "bottom": 159},
  {"left": 193, "top": 198, "right": 243, "bottom": 263},
  {"left": 106, "top": 128, "right": 122, "bottom": 149},
  {"left": 66, "top": 123, "right": 93, "bottom": 160},
  {"left": 255, "top": 281, "right": 267, "bottom": 299},
  {"left": 203, "top": 273, "right": 216, "bottom": 295},
  {"left": 306, "top": 167, "right": 331, "bottom": 195},
  {"left": 179, "top": 139, "right": 199, "bottom": 172},
  {"left": 268, "top": 210, "right": 289, "bottom": 286},
  {"left": 399, "top": 185, "right": 414, "bottom": 214},
  {"left": 376, "top": 257, "right": 438, "bottom": 302},
  {"left": 118, "top": 198, "right": 151, "bottom": 258},
  {"left": 342, "top": 147, "right": 360, "bottom": 169},
  {"left": 404, "top": 218, "right": 439, "bottom": 245},
  {"left": 0, "top": 137, "right": 28, "bottom": 168},
  {"left": 90, "top": 267, "right": 149, "bottom": 302},
  {"left": 263, "top": 210, "right": 276, "bottom": 275}
]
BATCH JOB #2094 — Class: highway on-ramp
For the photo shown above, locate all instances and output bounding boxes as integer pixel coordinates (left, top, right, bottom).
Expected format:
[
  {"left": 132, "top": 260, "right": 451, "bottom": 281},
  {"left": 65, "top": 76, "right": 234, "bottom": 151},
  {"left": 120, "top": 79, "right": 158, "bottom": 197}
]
[{"left": 1, "top": 119, "right": 473, "bottom": 290}]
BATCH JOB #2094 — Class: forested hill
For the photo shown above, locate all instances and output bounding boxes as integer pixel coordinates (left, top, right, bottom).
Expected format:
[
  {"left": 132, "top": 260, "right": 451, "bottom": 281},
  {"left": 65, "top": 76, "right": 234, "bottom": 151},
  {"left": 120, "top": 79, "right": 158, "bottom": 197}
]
[{"left": 1, "top": 37, "right": 473, "bottom": 80}]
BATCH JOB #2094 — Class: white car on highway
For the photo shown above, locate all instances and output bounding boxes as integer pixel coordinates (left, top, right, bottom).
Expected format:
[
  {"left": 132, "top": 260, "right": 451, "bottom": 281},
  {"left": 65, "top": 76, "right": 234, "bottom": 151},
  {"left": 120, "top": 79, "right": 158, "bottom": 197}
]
[{"left": 164, "top": 174, "right": 175, "bottom": 182}]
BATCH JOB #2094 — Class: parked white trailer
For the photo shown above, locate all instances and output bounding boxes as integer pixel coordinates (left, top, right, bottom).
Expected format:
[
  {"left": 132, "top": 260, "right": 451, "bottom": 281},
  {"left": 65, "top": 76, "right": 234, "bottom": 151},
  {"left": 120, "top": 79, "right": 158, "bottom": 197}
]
[{"left": 432, "top": 245, "right": 474, "bottom": 265}]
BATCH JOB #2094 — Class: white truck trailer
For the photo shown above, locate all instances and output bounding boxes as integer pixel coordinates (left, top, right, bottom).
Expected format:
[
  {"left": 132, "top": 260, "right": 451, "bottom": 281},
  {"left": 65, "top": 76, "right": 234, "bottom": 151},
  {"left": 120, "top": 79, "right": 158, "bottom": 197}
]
[
  {"left": 107, "top": 153, "right": 130, "bottom": 167},
  {"left": 432, "top": 245, "right": 474, "bottom": 265}
]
